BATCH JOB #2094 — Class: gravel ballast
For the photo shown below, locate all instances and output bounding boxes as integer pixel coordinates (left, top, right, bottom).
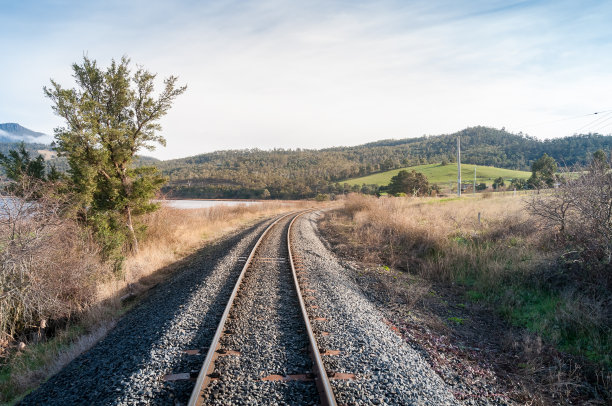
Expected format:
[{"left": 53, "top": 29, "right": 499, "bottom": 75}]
[
  {"left": 19, "top": 216, "right": 279, "bottom": 406},
  {"left": 292, "top": 211, "right": 458, "bottom": 405},
  {"left": 202, "top": 214, "right": 318, "bottom": 405}
]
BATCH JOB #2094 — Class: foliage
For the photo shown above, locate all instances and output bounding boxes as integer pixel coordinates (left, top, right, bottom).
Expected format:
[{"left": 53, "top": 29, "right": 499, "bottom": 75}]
[
  {"left": 387, "top": 169, "right": 430, "bottom": 196},
  {"left": 591, "top": 149, "right": 609, "bottom": 171},
  {"left": 476, "top": 182, "right": 487, "bottom": 191},
  {"left": 0, "top": 142, "right": 46, "bottom": 182},
  {"left": 528, "top": 153, "right": 557, "bottom": 189},
  {"left": 492, "top": 176, "right": 505, "bottom": 189},
  {"left": 7, "top": 126, "right": 612, "bottom": 200},
  {"left": 156, "top": 126, "right": 612, "bottom": 199},
  {"left": 510, "top": 178, "right": 527, "bottom": 190},
  {"left": 0, "top": 143, "right": 63, "bottom": 199},
  {"left": 44, "top": 56, "right": 186, "bottom": 260}
]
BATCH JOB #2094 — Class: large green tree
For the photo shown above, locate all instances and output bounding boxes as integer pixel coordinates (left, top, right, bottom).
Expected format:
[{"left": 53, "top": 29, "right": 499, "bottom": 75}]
[
  {"left": 44, "top": 56, "right": 186, "bottom": 256},
  {"left": 528, "top": 153, "right": 557, "bottom": 189},
  {"left": 388, "top": 170, "right": 430, "bottom": 196}
]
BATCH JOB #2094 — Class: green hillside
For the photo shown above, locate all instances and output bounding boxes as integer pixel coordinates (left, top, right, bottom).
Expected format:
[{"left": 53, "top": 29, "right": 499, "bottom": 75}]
[
  {"left": 344, "top": 163, "right": 531, "bottom": 187},
  {"left": 153, "top": 127, "right": 612, "bottom": 198}
]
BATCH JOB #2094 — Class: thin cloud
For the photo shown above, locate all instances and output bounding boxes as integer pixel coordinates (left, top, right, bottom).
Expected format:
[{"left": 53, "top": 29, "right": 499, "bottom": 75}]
[{"left": 1, "top": 1, "right": 611, "bottom": 159}]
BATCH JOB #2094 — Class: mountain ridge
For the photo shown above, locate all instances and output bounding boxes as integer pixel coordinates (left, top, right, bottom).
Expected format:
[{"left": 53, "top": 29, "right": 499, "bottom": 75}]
[{"left": 0, "top": 122, "right": 49, "bottom": 143}]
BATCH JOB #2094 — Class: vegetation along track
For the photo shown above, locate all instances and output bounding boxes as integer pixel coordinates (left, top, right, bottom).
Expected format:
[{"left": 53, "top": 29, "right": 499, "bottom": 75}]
[
  {"left": 190, "top": 210, "right": 337, "bottom": 405},
  {"left": 20, "top": 209, "right": 458, "bottom": 405}
]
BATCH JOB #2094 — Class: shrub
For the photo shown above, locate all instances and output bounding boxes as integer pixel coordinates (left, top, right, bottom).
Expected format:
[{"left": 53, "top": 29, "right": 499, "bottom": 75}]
[
  {"left": 0, "top": 187, "right": 108, "bottom": 342},
  {"left": 527, "top": 159, "right": 612, "bottom": 264}
]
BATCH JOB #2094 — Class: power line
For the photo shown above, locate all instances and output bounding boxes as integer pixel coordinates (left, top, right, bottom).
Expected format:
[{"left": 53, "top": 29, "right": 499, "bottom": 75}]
[
  {"left": 574, "top": 110, "right": 612, "bottom": 133},
  {"left": 520, "top": 109, "right": 612, "bottom": 129},
  {"left": 596, "top": 121, "right": 612, "bottom": 133},
  {"left": 591, "top": 115, "right": 612, "bottom": 133}
]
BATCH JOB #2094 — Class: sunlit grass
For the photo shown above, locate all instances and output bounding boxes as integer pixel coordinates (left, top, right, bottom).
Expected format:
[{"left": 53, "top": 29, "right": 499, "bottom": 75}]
[
  {"left": 329, "top": 193, "right": 610, "bottom": 367},
  {"left": 343, "top": 163, "right": 531, "bottom": 186}
]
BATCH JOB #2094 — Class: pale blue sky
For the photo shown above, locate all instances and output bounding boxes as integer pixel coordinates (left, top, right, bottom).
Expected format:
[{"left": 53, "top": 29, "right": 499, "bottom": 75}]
[{"left": 1, "top": 0, "right": 611, "bottom": 159}]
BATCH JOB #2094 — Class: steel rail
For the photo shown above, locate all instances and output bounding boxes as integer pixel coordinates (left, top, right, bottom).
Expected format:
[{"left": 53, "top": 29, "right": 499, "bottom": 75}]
[
  {"left": 187, "top": 212, "right": 296, "bottom": 406},
  {"left": 287, "top": 211, "right": 338, "bottom": 406}
]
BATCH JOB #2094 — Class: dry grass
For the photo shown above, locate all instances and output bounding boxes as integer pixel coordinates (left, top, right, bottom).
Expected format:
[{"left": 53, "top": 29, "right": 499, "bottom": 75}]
[
  {"left": 0, "top": 194, "right": 110, "bottom": 343},
  {"left": 98, "top": 201, "right": 310, "bottom": 301},
  {"left": 324, "top": 193, "right": 610, "bottom": 402},
  {"left": 338, "top": 193, "right": 542, "bottom": 283}
]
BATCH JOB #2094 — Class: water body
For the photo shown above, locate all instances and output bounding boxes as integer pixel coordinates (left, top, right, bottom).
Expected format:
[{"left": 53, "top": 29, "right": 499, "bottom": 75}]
[
  {"left": 0, "top": 197, "right": 260, "bottom": 215},
  {"left": 158, "top": 199, "right": 261, "bottom": 209}
]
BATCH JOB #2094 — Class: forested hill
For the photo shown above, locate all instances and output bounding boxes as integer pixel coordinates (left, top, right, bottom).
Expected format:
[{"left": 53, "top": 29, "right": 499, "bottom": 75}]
[{"left": 156, "top": 126, "right": 612, "bottom": 199}]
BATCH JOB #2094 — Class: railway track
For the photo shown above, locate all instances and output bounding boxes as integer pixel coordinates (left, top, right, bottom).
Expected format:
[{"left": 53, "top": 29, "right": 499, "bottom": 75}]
[{"left": 188, "top": 211, "right": 337, "bottom": 405}]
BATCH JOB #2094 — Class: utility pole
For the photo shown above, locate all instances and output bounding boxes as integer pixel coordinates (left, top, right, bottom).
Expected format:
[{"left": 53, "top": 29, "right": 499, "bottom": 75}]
[{"left": 457, "top": 136, "right": 461, "bottom": 197}]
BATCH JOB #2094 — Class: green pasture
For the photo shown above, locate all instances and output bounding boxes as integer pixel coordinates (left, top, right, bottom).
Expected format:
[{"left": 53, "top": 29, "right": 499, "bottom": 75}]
[{"left": 344, "top": 163, "right": 531, "bottom": 186}]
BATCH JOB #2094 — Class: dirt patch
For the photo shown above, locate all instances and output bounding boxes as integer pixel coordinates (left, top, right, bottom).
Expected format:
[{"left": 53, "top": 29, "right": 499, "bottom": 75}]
[{"left": 318, "top": 210, "right": 609, "bottom": 405}]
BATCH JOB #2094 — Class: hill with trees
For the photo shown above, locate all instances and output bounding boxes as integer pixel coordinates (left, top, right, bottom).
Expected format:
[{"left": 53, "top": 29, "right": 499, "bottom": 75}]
[
  {"left": 4, "top": 126, "right": 612, "bottom": 199},
  {"left": 155, "top": 126, "right": 612, "bottom": 199}
]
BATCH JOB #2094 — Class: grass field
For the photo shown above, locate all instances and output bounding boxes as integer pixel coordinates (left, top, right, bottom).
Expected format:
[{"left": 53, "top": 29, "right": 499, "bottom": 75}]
[
  {"left": 344, "top": 163, "right": 531, "bottom": 187},
  {"left": 322, "top": 194, "right": 610, "bottom": 402}
]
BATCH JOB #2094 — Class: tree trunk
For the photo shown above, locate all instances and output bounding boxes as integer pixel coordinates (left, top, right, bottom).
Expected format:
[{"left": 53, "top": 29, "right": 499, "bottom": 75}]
[{"left": 126, "top": 206, "right": 139, "bottom": 254}]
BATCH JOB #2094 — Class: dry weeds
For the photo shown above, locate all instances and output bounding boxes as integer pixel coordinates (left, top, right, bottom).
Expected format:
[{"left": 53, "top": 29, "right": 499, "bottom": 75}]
[
  {"left": 338, "top": 193, "right": 543, "bottom": 283},
  {"left": 321, "top": 193, "right": 610, "bottom": 404}
]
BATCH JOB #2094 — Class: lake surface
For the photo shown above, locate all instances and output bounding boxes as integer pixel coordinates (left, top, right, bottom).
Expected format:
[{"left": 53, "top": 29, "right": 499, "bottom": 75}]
[
  {"left": 158, "top": 199, "right": 261, "bottom": 209},
  {"left": 0, "top": 197, "right": 261, "bottom": 214}
]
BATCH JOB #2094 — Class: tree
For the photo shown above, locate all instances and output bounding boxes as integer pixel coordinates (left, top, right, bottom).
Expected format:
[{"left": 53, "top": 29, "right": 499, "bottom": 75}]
[
  {"left": 528, "top": 153, "right": 557, "bottom": 190},
  {"left": 590, "top": 149, "right": 609, "bottom": 173},
  {"left": 476, "top": 182, "right": 487, "bottom": 191},
  {"left": 527, "top": 154, "right": 612, "bottom": 263},
  {"left": 44, "top": 56, "right": 186, "bottom": 257},
  {"left": 492, "top": 177, "right": 505, "bottom": 190},
  {"left": 0, "top": 142, "right": 46, "bottom": 182},
  {"left": 510, "top": 178, "right": 527, "bottom": 190},
  {"left": 0, "top": 142, "right": 52, "bottom": 197},
  {"left": 388, "top": 170, "right": 430, "bottom": 196}
]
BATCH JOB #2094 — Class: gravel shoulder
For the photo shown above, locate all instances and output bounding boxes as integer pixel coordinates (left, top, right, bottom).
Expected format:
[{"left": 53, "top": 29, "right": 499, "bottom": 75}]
[
  {"left": 293, "top": 210, "right": 458, "bottom": 405},
  {"left": 19, "top": 215, "right": 280, "bottom": 406}
]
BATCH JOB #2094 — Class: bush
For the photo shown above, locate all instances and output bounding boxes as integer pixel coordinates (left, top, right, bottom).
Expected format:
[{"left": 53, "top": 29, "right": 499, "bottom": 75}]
[
  {"left": 527, "top": 161, "right": 612, "bottom": 264},
  {"left": 492, "top": 177, "right": 505, "bottom": 189},
  {"left": 0, "top": 187, "right": 108, "bottom": 342}
]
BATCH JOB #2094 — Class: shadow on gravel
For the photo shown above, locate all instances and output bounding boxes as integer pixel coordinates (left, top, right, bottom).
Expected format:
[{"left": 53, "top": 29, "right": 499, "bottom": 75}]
[{"left": 19, "top": 218, "right": 274, "bottom": 406}]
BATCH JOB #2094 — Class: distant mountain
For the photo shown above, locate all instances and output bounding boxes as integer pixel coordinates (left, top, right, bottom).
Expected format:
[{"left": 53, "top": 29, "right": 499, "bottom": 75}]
[{"left": 0, "top": 123, "right": 49, "bottom": 143}]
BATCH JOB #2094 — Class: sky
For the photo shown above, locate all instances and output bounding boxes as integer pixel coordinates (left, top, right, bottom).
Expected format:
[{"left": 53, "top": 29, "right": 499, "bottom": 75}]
[{"left": 1, "top": 0, "right": 611, "bottom": 160}]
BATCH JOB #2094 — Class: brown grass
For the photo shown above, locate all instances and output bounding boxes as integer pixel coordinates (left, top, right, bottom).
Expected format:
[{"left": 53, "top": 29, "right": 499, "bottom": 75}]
[
  {"left": 322, "top": 193, "right": 611, "bottom": 403},
  {"left": 336, "top": 193, "right": 543, "bottom": 283},
  {"left": 99, "top": 201, "right": 307, "bottom": 301}
]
